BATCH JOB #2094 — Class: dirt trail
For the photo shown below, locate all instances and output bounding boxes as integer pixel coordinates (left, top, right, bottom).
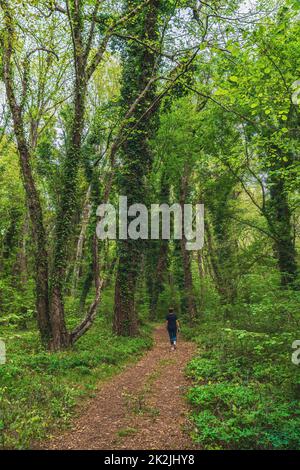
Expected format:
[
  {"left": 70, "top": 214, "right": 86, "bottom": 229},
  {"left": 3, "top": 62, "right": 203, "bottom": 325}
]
[{"left": 38, "top": 326, "right": 197, "bottom": 450}]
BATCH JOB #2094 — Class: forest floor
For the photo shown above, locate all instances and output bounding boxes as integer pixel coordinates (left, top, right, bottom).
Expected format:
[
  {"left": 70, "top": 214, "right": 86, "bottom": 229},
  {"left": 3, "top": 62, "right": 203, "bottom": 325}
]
[{"left": 37, "top": 325, "right": 197, "bottom": 450}]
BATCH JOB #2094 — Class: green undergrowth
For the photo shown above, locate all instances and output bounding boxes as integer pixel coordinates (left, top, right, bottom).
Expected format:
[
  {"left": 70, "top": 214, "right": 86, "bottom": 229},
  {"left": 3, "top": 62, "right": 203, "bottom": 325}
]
[
  {"left": 0, "top": 315, "right": 153, "bottom": 449},
  {"left": 183, "top": 317, "right": 300, "bottom": 450}
]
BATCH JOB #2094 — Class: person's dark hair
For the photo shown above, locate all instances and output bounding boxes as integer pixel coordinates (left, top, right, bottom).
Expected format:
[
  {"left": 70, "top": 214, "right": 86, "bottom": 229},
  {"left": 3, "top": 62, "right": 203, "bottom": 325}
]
[{"left": 169, "top": 307, "right": 174, "bottom": 313}]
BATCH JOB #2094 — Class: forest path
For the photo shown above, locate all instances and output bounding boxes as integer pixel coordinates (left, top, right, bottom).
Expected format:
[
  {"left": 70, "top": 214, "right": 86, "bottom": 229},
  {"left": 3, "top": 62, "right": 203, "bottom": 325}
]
[{"left": 39, "top": 325, "right": 197, "bottom": 450}]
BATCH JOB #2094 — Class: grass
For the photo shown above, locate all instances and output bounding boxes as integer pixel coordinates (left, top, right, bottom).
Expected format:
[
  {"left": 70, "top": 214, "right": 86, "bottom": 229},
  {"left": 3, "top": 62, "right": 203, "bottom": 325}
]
[
  {"left": 0, "top": 314, "right": 153, "bottom": 449},
  {"left": 117, "top": 427, "right": 138, "bottom": 438}
]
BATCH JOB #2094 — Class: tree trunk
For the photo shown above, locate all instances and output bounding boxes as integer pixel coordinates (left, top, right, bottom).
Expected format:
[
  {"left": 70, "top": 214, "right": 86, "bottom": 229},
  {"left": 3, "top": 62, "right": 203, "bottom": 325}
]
[
  {"left": 180, "top": 238, "right": 198, "bottom": 322},
  {"left": 71, "top": 235, "right": 104, "bottom": 344},
  {"left": 71, "top": 186, "right": 91, "bottom": 297},
  {"left": 49, "top": 1, "right": 87, "bottom": 349},
  {"left": 113, "top": 248, "right": 139, "bottom": 336},
  {"left": 260, "top": 127, "right": 298, "bottom": 287},
  {"left": 49, "top": 286, "right": 70, "bottom": 350},
  {"left": 113, "top": 0, "right": 161, "bottom": 335},
  {"left": 268, "top": 170, "right": 297, "bottom": 287},
  {"left": 204, "top": 174, "right": 238, "bottom": 306},
  {"left": 149, "top": 240, "right": 169, "bottom": 320},
  {"left": 197, "top": 251, "right": 205, "bottom": 312},
  {"left": 179, "top": 162, "right": 198, "bottom": 322},
  {"left": 16, "top": 213, "right": 29, "bottom": 288},
  {"left": 148, "top": 172, "right": 169, "bottom": 320}
]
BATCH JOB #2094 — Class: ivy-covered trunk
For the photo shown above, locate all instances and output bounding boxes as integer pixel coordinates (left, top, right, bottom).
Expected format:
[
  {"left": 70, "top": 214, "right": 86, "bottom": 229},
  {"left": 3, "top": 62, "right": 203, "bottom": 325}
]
[
  {"left": 179, "top": 162, "right": 198, "bottom": 322},
  {"left": 146, "top": 172, "right": 170, "bottom": 320},
  {"left": 113, "top": 0, "right": 161, "bottom": 336},
  {"left": 205, "top": 174, "right": 238, "bottom": 307},
  {"left": 267, "top": 158, "right": 298, "bottom": 288},
  {"left": 49, "top": 0, "right": 87, "bottom": 349},
  {"left": 148, "top": 240, "right": 169, "bottom": 320}
]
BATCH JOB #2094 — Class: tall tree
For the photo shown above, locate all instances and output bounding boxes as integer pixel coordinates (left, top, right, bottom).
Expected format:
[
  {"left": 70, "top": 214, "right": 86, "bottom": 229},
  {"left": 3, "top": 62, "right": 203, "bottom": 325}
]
[
  {"left": 1, "top": 0, "right": 52, "bottom": 344},
  {"left": 113, "top": 0, "right": 161, "bottom": 336}
]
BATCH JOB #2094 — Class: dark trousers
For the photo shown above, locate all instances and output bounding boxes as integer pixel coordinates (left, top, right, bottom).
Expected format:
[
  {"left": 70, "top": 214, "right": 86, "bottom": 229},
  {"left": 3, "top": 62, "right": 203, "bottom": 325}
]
[{"left": 168, "top": 328, "right": 177, "bottom": 344}]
